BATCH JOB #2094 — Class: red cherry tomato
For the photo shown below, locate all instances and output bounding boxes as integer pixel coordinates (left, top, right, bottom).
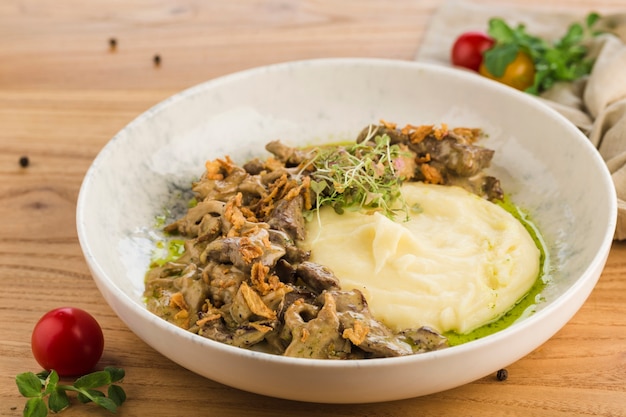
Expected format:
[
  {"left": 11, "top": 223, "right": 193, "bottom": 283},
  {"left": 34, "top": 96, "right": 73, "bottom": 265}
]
[
  {"left": 451, "top": 31, "right": 495, "bottom": 72},
  {"left": 31, "top": 307, "right": 104, "bottom": 376}
]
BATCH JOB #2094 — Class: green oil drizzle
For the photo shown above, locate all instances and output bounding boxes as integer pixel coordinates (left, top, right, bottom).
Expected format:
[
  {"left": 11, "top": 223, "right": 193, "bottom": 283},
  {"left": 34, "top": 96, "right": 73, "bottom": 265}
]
[
  {"left": 444, "top": 196, "right": 551, "bottom": 346},
  {"left": 150, "top": 239, "right": 185, "bottom": 267},
  {"left": 149, "top": 193, "right": 196, "bottom": 268}
]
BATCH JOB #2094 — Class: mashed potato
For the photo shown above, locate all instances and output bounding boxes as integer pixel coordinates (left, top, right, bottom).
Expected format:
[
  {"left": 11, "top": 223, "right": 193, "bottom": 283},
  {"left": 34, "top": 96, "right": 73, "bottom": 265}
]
[{"left": 303, "top": 182, "right": 540, "bottom": 334}]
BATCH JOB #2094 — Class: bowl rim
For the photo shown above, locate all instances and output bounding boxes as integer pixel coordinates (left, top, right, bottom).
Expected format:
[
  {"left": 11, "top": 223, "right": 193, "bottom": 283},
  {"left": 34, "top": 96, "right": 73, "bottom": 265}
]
[{"left": 76, "top": 57, "right": 618, "bottom": 370}]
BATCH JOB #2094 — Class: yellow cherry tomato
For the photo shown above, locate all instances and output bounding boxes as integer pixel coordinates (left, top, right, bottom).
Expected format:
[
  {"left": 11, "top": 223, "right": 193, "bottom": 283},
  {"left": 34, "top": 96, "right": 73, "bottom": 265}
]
[{"left": 479, "top": 51, "right": 535, "bottom": 91}]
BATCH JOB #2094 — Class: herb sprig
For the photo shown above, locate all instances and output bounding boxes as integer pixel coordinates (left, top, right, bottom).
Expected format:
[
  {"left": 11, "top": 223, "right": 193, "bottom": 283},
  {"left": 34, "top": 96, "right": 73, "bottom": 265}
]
[
  {"left": 306, "top": 133, "right": 409, "bottom": 221},
  {"left": 16, "top": 367, "right": 126, "bottom": 417},
  {"left": 483, "top": 12, "right": 602, "bottom": 94}
]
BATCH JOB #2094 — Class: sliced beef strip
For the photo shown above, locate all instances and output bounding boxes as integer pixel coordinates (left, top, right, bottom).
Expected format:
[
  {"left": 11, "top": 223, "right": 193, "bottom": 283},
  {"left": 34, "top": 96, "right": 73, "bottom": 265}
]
[
  {"left": 237, "top": 175, "right": 268, "bottom": 203},
  {"left": 164, "top": 199, "right": 225, "bottom": 237},
  {"left": 274, "top": 259, "right": 297, "bottom": 285},
  {"left": 231, "top": 321, "right": 277, "bottom": 348},
  {"left": 276, "top": 285, "right": 318, "bottom": 319},
  {"left": 482, "top": 176, "right": 504, "bottom": 201},
  {"left": 295, "top": 262, "right": 341, "bottom": 292},
  {"left": 409, "top": 136, "right": 494, "bottom": 178},
  {"left": 400, "top": 327, "right": 448, "bottom": 353},
  {"left": 229, "top": 282, "right": 277, "bottom": 324},
  {"left": 243, "top": 158, "right": 265, "bottom": 175},
  {"left": 202, "top": 262, "right": 248, "bottom": 308},
  {"left": 268, "top": 229, "right": 310, "bottom": 264},
  {"left": 266, "top": 194, "right": 307, "bottom": 241},
  {"left": 266, "top": 284, "right": 319, "bottom": 354},
  {"left": 259, "top": 168, "right": 288, "bottom": 186},
  {"left": 201, "top": 226, "right": 286, "bottom": 272},
  {"left": 355, "top": 124, "right": 409, "bottom": 145},
  {"left": 446, "top": 173, "right": 504, "bottom": 201},
  {"left": 265, "top": 140, "right": 312, "bottom": 167},
  {"left": 329, "top": 290, "right": 414, "bottom": 357},
  {"left": 192, "top": 166, "right": 250, "bottom": 202},
  {"left": 173, "top": 263, "right": 208, "bottom": 313},
  {"left": 199, "top": 317, "right": 277, "bottom": 349},
  {"left": 283, "top": 293, "right": 352, "bottom": 359}
]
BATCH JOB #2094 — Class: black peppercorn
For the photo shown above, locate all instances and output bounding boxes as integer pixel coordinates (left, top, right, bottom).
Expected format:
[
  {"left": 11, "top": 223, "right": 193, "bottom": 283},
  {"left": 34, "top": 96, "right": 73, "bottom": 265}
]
[
  {"left": 19, "top": 156, "right": 29, "bottom": 168},
  {"left": 153, "top": 54, "right": 161, "bottom": 66},
  {"left": 109, "top": 37, "right": 117, "bottom": 51},
  {"left": 496, "top": 368, "right": 508, "bottom": 381}
]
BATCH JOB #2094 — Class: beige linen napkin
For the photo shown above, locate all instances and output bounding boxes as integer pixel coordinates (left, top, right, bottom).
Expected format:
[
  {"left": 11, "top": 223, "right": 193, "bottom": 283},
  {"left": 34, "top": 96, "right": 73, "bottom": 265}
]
[{"left": 416, "top": 0, "right": 626, "bottom": 239}]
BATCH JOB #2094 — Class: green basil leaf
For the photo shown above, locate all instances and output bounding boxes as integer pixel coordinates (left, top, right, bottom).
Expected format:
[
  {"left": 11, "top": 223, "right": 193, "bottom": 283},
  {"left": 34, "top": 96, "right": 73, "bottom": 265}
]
[
  {"left": 525, "top": 74, "right": 542, "bottom": 95},
  {"left": 520, "top": 36, "right": 547, "bottom": 59},
  {"left": 104, "top": 367, "right": 125, "bottom": 383},
  {"left": 542, "top": 76, "right": 556, "bottom": 92},
  {"left": 483, "top": 43, "right": 519, "bottom": 77},
  {"left": 77, "top": 388, "right": 105, "bottom": 403},
  {"left": 35, "top": 370, "right": 51, "bottom": 381},
  {"left": 586, "top": 12, "right": 601, "bottom": 28},
  {"left": 48, "top": 389, "right": 70, "bottom": 413},
  {"left": 74, "top": 371, "right": 112, "bottom": 389},
  {"left": 108, "top": 385, "right": 127, "bottom": 407},
  {"left": 576, "top": 59, "right": 595, "bottom": 77},
  {"left": 16, "top": 372, "right": 44, "bottom": 398},
  {"left": 544, "top": 48, "right": 565, "bottom": 68},
  {"left": 559, "top": 23, "right": 583, "bottom": 47},
  {"left": 23, "top": 397, "right": 47, "bottom": 417},
  {"left": 487, "top": 18, "right": 516, "bottom": 43},
  {"left": 564, "top": 45, "right": 587, "bottom": 61},
  {"left": 76, "top": 392, "right": 91, "bottom": 404},
  {"left": 93, "top": 396, "right": 118, "bottom": 413},
  {"left": 88, "top": 389, "right": 106, "bottom": 398},
  {"left": 42, "top": 371, "right": 59, "bottom": 396}
]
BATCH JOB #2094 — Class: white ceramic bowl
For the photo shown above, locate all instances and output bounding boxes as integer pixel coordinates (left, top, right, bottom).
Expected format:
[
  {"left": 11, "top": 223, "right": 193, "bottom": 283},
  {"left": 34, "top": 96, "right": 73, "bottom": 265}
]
[{"left": 77, "top": 58, "right": 616, "bottom": 403}]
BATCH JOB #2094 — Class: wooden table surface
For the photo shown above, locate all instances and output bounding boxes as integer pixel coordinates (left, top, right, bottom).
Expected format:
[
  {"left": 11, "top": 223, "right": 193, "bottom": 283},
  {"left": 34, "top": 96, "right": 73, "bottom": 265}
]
[{"left": 1, "top": 0, "right": 625, "bottom": 416}]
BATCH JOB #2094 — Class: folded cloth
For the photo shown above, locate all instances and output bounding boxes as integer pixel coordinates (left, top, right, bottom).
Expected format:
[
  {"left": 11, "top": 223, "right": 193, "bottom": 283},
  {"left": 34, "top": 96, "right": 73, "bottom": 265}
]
[{"left": 416, "top": 0, "right": 626, "bottom": 239}]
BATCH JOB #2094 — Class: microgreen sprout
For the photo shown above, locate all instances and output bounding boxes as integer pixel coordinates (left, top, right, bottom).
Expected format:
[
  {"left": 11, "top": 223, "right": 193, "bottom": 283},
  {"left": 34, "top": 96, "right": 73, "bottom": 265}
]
[
  {"left": 16, "top": 367, "right": 126, "bottom": 417},
  {"left": 306, "top": 133, "right": 410, "bottom": 221}
]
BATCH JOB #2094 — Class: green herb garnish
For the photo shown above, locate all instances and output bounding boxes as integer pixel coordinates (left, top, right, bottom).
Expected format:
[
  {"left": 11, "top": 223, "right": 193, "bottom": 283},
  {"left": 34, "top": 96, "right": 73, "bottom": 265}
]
[
  {"left": 484, "top": 12, "right": 602, "bottom": 94},
  {"left": 305, "top": 132, "right": 409, "bottom": 221},
  {"left": 151, "top": 238, "right": 185, "bottom": 267},
  {"left": 16, "top": 367, "right": 126, "bottom": 417}
]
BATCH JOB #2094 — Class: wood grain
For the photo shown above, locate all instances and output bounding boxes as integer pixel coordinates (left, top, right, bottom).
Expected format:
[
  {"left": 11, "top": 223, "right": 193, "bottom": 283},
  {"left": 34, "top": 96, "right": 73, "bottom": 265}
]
[{"left": 1, "top": 1, "right": 625, "bottom": 416}]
